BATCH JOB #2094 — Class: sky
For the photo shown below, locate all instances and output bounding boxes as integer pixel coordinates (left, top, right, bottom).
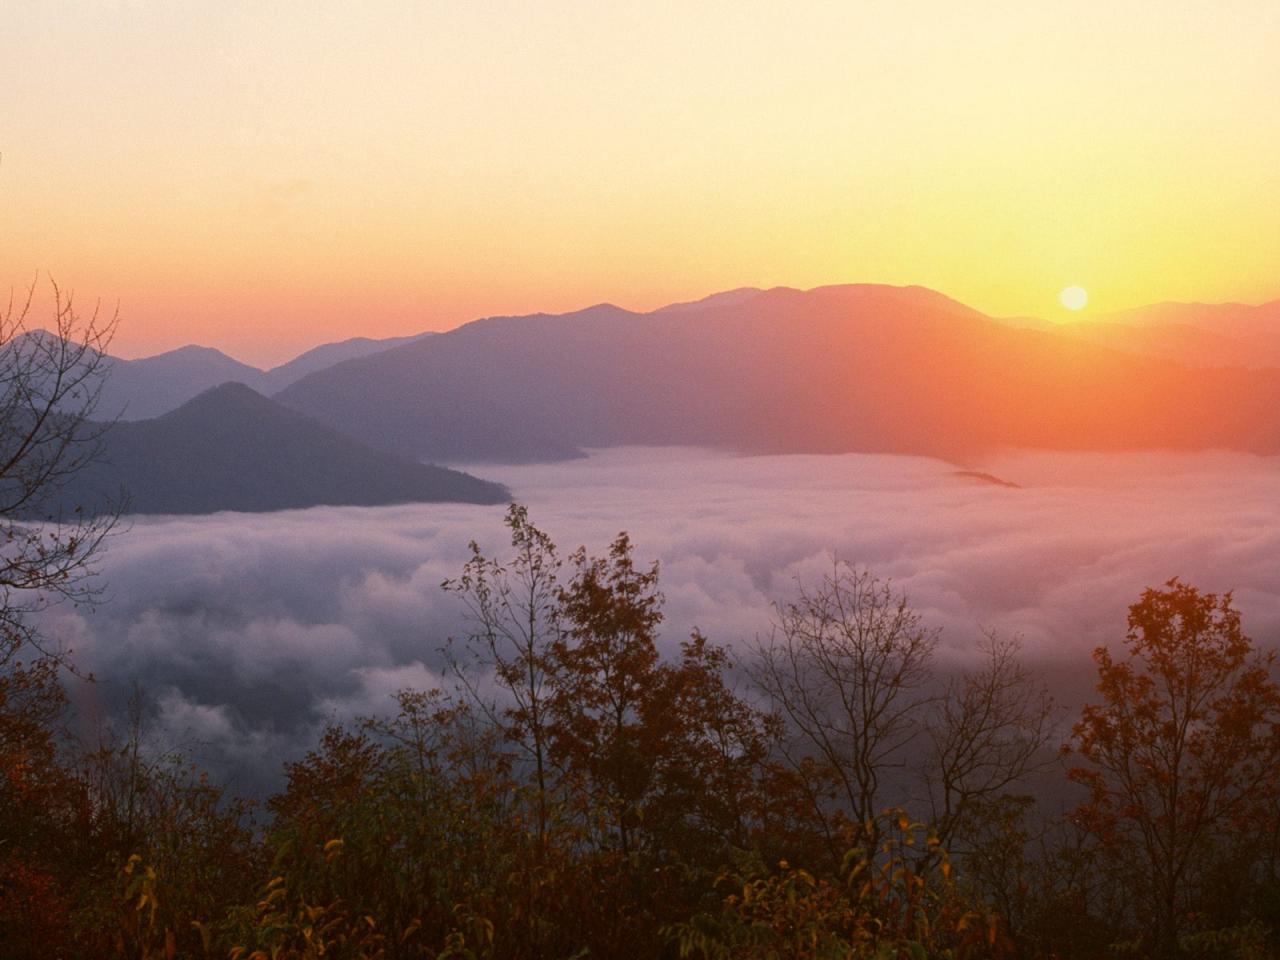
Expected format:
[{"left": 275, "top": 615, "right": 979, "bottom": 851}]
[
  {"left": 3, "top": 1, "right": 1279, "bottom": 365},
  {"left": 42, "top": 446, "right": 1280, "bottom": 792}
]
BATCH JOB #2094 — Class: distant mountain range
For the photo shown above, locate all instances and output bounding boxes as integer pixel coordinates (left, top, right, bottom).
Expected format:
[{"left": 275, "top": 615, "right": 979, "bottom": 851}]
[
  {"left": 78, "top": 290, "right": 1280, "bottom": 432},
  {"left": 40, "top": 383, "right": 507, "bottom": 516},
  {"left": 97, "top": 345, "right": 267, "bottom": 420},
  {"left": 95, "top": 332, "right": 433, "bottom": 420},
  {"left": 1008, "top": 299, "right": 1280, "bottom": 370},
  {"left": 273, "top": 284, "right": 1280, "bottom": 464},
  {"left": 255, "top": 333, "right": 429, "bottom": 395},
  {"left": 12, "top": 284, "right": 1280, "bottom": 516}
]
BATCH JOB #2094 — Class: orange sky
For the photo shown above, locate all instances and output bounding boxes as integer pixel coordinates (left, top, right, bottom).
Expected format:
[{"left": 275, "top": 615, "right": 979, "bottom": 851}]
[{"left": 2, "top": 1, "right": 1278, "bottom": 366}]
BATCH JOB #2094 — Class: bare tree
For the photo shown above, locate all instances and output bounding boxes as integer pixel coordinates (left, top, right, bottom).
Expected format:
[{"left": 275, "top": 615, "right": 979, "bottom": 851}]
[
  {"left": 1, "top": 277, "right": 121, "bottom": 664},
  {"left": 754, "top": 563, "right": 1058, "bottom": 860},
  {"left": 752, "top": 563, "right": 938, "bottom": 841},
  {"left": 921, "top": 633, "right": 1058, "bottom": 850}
]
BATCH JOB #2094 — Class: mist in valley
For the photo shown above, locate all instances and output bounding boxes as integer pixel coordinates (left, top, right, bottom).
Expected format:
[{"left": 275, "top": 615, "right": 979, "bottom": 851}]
[{"left": 39, "top": 445, "right": 1280, "bottom": 791}]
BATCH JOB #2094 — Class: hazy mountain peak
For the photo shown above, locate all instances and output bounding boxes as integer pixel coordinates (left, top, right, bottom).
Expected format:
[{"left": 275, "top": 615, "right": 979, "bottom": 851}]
[
  {"left": 157, "top": 379, "right": 274, "bottom": 419},
  {"left": 273, "top": 280, "right": 1280, "bottom": 465},
  {"left": 654, "top": 287, "right": 766, "bottom": 314},
  {"left": 648, "top": 282, "right": 981, "bottom": 322},
  {"left": 36, "top": 381, "right": 509, "bottom": 517},
  {"left": 259, "top": 331, "right": 433, "bottom": 394},
  {"left": 1099, "top": 299, "right": 1280, "bottom": 327},
  {"left": 145, "top": 343, "right": 253, "bottom": 362},
  {"left": 800, "top": 282, "right": 985, "bottom": 312},
  {"left": 555, "top": 303, "right": 639, "bottom": 322}
]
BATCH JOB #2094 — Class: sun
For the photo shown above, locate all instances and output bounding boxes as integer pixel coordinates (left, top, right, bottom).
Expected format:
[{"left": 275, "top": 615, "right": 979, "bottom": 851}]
[{"left": 1059, "top": 286, "right": 1089, "bottom": 311}]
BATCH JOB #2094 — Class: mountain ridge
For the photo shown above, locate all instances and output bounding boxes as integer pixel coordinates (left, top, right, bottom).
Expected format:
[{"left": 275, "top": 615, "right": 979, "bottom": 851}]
[
  {"left": 273, "top": 283, "right": 1280, "bottom": 464},
  {"left": 36, "top": 382, "right": 509, "bottom": 516}
]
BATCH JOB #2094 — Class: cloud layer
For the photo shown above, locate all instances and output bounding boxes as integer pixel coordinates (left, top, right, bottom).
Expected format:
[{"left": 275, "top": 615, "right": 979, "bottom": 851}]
[{"left": 39, "top": 447, "right": 1280, "bottom": 791}]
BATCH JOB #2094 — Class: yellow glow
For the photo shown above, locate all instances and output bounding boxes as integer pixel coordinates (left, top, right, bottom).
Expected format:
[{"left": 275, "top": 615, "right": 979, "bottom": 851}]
[
  {"left": 1060, "top": 287, "right": 1089, "bottom": 311},
  {"left": 1, "top": 2, "right": 1277, "bottom": 364}
]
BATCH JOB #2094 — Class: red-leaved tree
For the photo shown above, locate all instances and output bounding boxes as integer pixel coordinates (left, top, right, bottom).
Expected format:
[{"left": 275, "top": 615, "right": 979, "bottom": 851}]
[{"left": 1067, "top": 577, "right": 1280, "bottom": 956}]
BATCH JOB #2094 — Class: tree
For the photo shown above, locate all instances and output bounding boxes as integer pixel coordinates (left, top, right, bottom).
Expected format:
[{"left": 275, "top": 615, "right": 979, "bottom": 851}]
[
  {"left": 0, "top": 650, "right": 80, "bottom": 955},
  {"left": 1067, "top": 577, "right": 1280, "bottom": 957},
  {"left": 647, "top": 631, "right": 777, "bottom": 858},
  {"left": 442, "top": 503, "right": 563, "bottom": 843},
  {"left": 548, "top": 532, "right": 666, "bottom": 858},
  {"left": 1, "top": 277, "right": 120, "bottom": 662},
  {"left": 751, "top": 564, "right": 939, "bottom": 846},
  {"left": 922, "top": 633, "right": 1057, "bottom": 853},
  {"left": 753, "top": 564, "right": 1056, "bottom": 867},
  {"left": 442, "top": 515, "right": 782, "bottom": 957},
  {"left": 259, "top": 702, "right": 517, "bottom": 959},
  {"left": 548, "top": 533, "right": 776, "bottom": 863},
  {"left": 1, "top": 278, "right": 124, "bottom": 958}
]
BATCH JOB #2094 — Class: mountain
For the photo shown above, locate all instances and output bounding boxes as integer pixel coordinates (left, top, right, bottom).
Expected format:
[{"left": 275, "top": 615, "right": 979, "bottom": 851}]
[
  {"left": 274, "top": 284, "right": 1280, "bottom": 464},
  {"left": 258, "top": 332, "right": 431, "bottom": 394},
  {"left": 1099, "top": 299, "right": 1280, "bottom": 336},
  {"left": 1040, "top": 320, "right": 1269, "bottom": 370},
  {"left": 0, "top": 333, "right": 261, "bottom": 420},
  {"left": 99, "top": 345, "right": 266, "bottom": 420},
  {"left": 654, "top": 287, "right": 766, "bottom": 315},
  {"left": 43, "top": 382, "right": 507, "bottom": 516},
  {"left": 87, "top": 333, "right": 433, "bottom": 420},
  {"left": 1030, "top": 300, "right": 1280, "bottom": 370}
]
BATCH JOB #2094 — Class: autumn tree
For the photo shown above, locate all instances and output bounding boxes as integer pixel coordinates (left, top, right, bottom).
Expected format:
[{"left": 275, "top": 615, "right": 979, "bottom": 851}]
[
  {"left": 547, "top": 533, "right": 665, "bottom": 857},
  {"left": 0, "top": 652, "right": 80, "bottom": 955},
  {"left": 255, "top": 697, "right": 520, "bottom": 959},
  {"left": 549, "top": 533, "right": 776, "bottom": 860},
  {"left": 443, "top": 503, "right": 563, "bottom": 842},
  {"left": 69, "top": 712, "right": 256, "bottom": 960},
  {"left": 646, "top": 631, "right": 777, "bottom": 859},
  {"left": 441, "top": 514, "right": 780, "bottom": 956},
  {"left": 1067, "top": 577, "right": 1280, "bottom": 957},
  {"left": 1, "top": 282, "right": 258, "bottom": 960}
]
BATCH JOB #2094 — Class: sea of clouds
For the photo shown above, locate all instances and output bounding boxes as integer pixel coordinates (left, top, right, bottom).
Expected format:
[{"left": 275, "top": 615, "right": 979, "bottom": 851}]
[{"left": 37, "top": 447, "right": 1280, "bottom": 792}]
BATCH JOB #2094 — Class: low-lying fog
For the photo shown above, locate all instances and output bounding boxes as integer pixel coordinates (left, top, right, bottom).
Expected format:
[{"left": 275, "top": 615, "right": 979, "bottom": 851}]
[{"left": 40, "top": 447, "right": 1280, "bottom": 792}]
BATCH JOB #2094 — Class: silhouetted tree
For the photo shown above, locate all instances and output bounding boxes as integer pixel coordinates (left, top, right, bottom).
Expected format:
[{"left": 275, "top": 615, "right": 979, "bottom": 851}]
[
  {"left": 922, "top": 633, "right": 1057, "bottom": 853},
  {"left": 667, "top": 811, "right": 1012, "bottom": 960},
  {"left": 752, "top": 564, "right": 938, "bottom": 846},
  {"left": 443, "top": 504, "right": 563, "bottom": 843},
  {"left": 0, "top": 278, "right": 126, "bottom": 957},
  {"left": 753, "top": 564, "right": 1057, "bottom": 870},
  {"left": 1067, "top": 577, "right": 1280, "bottom": 957},
  {"left": 548, "top": 533, "right": 665, "bottom": 858},
  {"left": 1, "top": 277, "right": 120, "bottom": 662}
]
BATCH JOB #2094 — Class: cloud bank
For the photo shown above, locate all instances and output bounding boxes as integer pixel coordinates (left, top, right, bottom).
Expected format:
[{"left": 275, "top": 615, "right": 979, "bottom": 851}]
[{"left": 38, "top": 447, "right": 1280, "bottom": 791}]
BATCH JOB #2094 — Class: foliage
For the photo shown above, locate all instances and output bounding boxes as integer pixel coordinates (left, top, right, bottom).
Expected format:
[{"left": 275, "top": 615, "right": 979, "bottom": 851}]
[
  {"left": 5, "top": 501, "right": 1280, "bottom": 959},
  {"left": 666, "top": 812, "right": 1010, "bottom": 960},
  {"left": 1067, "top": 578, "right": 1280, "bottom": 956}
]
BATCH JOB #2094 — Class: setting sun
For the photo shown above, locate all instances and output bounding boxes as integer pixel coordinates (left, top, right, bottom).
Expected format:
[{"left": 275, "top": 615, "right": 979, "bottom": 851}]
[{"left": 1059, "top": 286, "right": 1089, "bottom": 311}]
